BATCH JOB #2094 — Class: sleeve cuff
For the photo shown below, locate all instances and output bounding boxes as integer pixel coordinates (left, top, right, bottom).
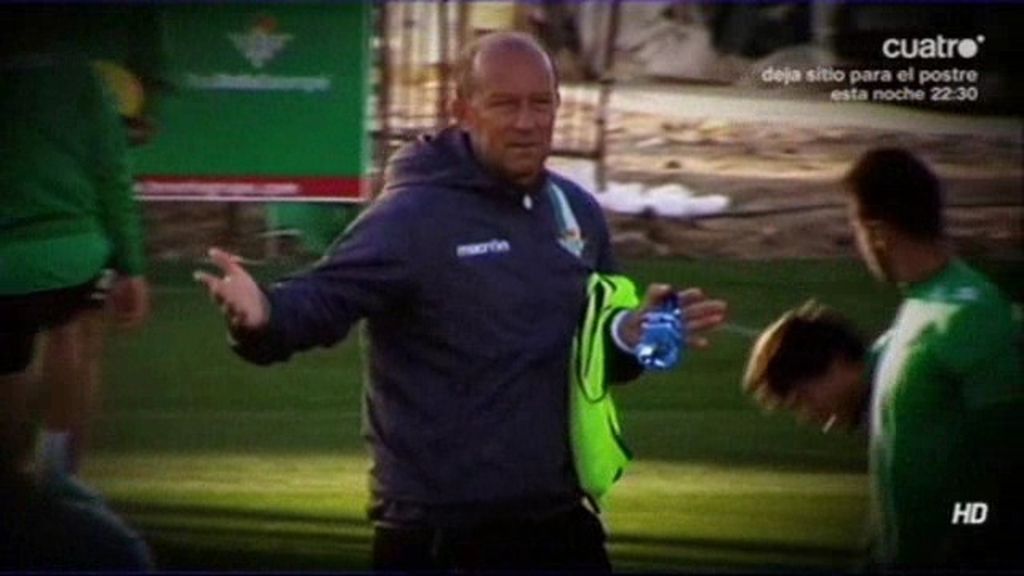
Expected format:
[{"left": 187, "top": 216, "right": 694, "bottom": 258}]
[
  {"left": 610, "top": 310, "right": 634, "bottom": 354},
  {"left": 227, "top": 286, "right": 288, "bottom": 366}
]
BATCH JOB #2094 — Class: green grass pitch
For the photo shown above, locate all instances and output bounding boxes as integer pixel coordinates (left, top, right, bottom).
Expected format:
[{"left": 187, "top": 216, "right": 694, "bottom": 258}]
[{"left": 82, "top": 258, "right": 1020, "bottom": 571}]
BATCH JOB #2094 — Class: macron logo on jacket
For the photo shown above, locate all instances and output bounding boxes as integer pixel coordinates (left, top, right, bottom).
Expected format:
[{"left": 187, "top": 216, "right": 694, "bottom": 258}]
[{"left": 456, "top": 238, "right": 511, "bottom": 258}]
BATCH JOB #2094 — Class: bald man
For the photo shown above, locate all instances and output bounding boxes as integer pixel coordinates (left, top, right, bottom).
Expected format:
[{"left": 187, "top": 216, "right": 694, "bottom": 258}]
[{"left": 196, "top": 32, "right": 725, "bottom": 571}]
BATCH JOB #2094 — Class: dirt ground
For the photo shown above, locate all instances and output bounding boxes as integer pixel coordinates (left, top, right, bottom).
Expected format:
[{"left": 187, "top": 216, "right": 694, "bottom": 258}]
[
  {"left": 142, "top": 92, "right": 1022, "bottom": 263},
  {"left": 601, "top": 106, "right": 1022, "bottom": 260}
]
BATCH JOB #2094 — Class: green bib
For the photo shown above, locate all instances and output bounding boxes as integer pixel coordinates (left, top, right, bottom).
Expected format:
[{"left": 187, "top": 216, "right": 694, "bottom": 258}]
[{"left": 570, "top": 273, "right": 639, "bottom": 504}]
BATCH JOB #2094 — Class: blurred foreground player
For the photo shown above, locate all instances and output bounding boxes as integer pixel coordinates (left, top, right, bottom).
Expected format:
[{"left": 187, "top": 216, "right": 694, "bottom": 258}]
[
  {"left": 0, "top": 415, "right": 152, "bottom": 569},
  {"left": 36, "top": 59, "right": 160, "bottom": 488},
  {"left": 1, "top": 14, "right": 153, "bottom": 568},
  {"left": 0, "top": 13, "right": 149, "bottom": 493},
  {"left": 744, "top": 148, "right": 1024, "bottom": 570}
]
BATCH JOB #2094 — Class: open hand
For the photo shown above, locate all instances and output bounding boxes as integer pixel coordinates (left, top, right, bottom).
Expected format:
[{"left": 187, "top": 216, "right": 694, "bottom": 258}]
[{"left": 193, "top": 248, "right": 269, "bottom": 331}]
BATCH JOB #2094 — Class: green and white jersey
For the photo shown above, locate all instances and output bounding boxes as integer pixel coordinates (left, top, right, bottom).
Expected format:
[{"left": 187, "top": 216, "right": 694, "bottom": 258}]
[{"left": 868, "top": 259, "right": 1024, "bottom": 567}]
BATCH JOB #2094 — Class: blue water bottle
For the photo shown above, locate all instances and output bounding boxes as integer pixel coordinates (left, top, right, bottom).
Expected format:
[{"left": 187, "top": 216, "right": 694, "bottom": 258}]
[{"left": 634, "top": 294, "right": 686, "bottom": 370}]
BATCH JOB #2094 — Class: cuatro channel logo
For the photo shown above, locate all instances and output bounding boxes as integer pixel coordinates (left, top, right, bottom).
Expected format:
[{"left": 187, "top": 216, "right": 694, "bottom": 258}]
[{"left": 882, "top": 35, "right": 985, "bottom": 60}]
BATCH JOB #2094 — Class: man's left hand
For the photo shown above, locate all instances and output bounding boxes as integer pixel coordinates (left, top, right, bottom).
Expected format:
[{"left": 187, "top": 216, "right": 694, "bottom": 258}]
[{"left": 617, "top": 284, "right": 727, "bottom": 351}]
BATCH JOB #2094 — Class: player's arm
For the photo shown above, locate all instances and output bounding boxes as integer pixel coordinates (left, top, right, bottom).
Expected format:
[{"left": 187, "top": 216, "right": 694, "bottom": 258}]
[
  {"left": 938, "top": 303, "right": 1024, "bottom": 567},
  {"left": 88, "top": 62, "right": 149, "bottom": 327},
  {"left": 946, "top": 301, "right": 1024, "bottom": 469}
]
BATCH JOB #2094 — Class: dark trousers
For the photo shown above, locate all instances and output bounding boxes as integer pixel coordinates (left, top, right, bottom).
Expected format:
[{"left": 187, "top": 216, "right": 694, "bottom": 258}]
[
  {"left": 372, "top": 502, "right": 611, "bottom": 572},
  {"left": 0, "top": 275, "right": 107, "bottom": 374}
]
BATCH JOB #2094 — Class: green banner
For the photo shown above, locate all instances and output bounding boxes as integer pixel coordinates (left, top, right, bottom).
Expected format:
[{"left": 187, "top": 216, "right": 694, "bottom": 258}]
[{"left": 131, "top": 3, "right": 371, "bottom": 202}]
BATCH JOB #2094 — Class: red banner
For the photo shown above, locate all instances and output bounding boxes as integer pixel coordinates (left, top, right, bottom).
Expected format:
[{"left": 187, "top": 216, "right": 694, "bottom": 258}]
[{"left": 135, "top": 176, "right": 368, "bottom": 202}]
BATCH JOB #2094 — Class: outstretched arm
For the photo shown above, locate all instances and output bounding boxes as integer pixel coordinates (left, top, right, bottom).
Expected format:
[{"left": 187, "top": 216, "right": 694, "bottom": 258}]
[{"left": 193, "top": 194, "right": 418, "bottom": 365}]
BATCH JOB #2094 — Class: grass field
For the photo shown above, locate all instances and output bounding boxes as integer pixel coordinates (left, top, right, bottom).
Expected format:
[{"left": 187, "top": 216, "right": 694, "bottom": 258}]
[{"left": 82, "top": 258, "right": 1021, "bottom": 571}]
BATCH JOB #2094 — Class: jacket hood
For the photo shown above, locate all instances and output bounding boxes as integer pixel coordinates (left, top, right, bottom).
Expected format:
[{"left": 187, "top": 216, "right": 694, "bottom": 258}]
[{"left": 383, "top": 126, "right": 545, "bottom": 198}]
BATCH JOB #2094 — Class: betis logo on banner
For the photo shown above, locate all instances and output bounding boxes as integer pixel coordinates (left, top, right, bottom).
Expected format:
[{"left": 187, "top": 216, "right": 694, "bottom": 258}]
[
  {"left": 132, "top": 4, "right": 370, "bottom": 202},
  {"left": 230, "top": 16, "right": 291, "bottom": 69},
  {"left": 183, "top": 13, "right": 330, "bottom": 94}
]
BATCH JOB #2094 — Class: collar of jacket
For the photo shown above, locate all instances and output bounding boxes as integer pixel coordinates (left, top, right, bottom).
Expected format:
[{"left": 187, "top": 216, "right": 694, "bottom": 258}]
[{"left": 445, "top": 127, "right": 550, "bottom": 205}]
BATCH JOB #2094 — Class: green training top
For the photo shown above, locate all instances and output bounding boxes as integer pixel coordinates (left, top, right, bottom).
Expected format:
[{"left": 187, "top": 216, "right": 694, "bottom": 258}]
[
  {"left": 868, "top": 259, "right": 1024, "bottom": 568},
  {"left": 0, "top": 53, "right": 144, "bottom": 295}
]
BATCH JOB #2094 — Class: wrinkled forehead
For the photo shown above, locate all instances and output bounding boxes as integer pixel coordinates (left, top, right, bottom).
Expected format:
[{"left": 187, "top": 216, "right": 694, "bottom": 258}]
[{"left": 472, "top": 44, "right": 557, "bottom": 96}]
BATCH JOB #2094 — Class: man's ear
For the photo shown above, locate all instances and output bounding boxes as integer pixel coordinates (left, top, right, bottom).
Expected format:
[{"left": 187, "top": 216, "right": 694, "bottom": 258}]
[
  {"left": 864, "top": 220, "right": 890, "bottom": 253},
  {"left": 451, "top": 96, "right": 470, "bottom": 126}
]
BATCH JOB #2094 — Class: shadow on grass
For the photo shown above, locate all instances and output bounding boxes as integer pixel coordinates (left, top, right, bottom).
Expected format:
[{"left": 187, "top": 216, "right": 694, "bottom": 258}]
[
  {"left": 112, "top": 500, "right": 371, "bottom": 571},
  {"left": 610, "top": 533, "right": 863, "bottom": 573},
  {"left": 111, "top": 500, "right": 861, "bottom": 572},
  {"left": 612, "top": 532, "right": 860, "bottom": 562},
  {"left": 115, "top": 500, "right": 368, "bottom": 530}
]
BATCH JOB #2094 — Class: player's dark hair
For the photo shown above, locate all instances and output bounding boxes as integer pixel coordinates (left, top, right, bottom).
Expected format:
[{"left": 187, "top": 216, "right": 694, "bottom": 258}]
[
  {"left": 843, "top": 148, "right": 944, "bottom": 240},
  {"left": 762, "top": 310, "right": 866, "bottom": 399}
]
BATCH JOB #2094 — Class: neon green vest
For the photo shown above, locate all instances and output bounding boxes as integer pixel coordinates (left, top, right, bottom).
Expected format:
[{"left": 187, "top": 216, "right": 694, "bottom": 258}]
[{"left": 571, "top": 273, "right": 639, "bottom": 503}]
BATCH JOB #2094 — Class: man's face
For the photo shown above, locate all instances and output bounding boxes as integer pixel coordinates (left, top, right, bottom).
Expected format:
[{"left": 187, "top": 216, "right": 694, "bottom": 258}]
[
  {"left": 457, "top": 48, "right": 558, "bottom": 187},
  {"left": 785, "top": 357, "right": 864, "bottom": 431}
]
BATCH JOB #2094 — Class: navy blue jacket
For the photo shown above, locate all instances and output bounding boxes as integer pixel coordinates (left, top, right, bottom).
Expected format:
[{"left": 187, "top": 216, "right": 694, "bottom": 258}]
[{"left": 234, "top": 127, "right": 641, "bottom": 522}]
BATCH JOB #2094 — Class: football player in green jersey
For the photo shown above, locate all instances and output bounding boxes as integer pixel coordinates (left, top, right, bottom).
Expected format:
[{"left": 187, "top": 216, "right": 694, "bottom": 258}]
[{"left": 745, "top": 148, "right": 1023, "bottom": 570}]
